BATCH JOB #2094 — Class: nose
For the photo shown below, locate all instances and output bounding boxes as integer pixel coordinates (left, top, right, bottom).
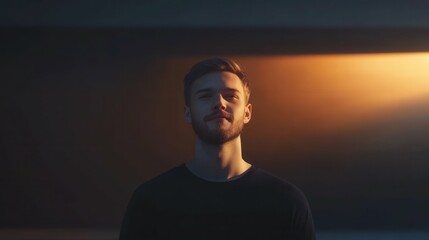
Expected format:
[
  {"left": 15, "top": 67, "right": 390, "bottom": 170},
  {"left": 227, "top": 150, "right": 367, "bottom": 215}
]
[{"left": 212, "top": 94, "right": 227, "bottom": 111}]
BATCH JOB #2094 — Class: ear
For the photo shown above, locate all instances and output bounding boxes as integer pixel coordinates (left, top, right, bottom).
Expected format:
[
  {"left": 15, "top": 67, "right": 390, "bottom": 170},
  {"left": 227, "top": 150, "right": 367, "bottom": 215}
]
[
  {"left": 243, "top": 103, "right": 252, "bottom": 124},
  {"left": 184, "top": 105, "right": 192, "bottom": 123}
]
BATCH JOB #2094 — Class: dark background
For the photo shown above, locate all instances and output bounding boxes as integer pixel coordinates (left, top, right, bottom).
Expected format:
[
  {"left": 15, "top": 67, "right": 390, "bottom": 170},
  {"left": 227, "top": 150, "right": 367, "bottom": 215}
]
[{"left": 1, "top": 0, "right": 429, "bottom": 232}]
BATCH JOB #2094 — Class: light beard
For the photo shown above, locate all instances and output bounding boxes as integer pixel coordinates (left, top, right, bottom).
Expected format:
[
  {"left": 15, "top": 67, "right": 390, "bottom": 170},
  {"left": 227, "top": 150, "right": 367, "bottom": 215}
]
[{"left": 191, "top": 115, "right": 244, "bottom": 145}]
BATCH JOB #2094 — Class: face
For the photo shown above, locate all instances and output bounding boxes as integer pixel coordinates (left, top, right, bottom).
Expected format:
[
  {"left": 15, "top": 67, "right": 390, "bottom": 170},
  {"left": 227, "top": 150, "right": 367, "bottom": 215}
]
[{"left": 184, "top": 71, "right": 252, "bottom": 145}]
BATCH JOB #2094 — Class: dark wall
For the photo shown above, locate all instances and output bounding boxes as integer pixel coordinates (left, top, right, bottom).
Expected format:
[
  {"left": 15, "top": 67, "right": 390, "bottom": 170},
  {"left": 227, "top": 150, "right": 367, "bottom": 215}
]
[
  {"left": 1, "top": 28, "right": 429, "bottom": 229},
  {"left": 2, "top": 1, "right": 429, "bottom": 27}
]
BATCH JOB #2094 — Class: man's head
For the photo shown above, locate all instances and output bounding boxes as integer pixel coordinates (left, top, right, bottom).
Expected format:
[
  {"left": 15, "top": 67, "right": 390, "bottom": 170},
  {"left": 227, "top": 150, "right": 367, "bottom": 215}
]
[
  {"left": 184, "top": 58, "right": 251, "bottom": 106},
  {"left": 183, "top": 57, "right": 252, "bottom": 145}
]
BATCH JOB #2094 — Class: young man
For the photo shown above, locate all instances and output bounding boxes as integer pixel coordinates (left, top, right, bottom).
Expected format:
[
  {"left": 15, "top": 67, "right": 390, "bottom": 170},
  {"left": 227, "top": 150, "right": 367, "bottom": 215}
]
[{"left": 119, "top": 58, "right": 316, "bottom": 240}]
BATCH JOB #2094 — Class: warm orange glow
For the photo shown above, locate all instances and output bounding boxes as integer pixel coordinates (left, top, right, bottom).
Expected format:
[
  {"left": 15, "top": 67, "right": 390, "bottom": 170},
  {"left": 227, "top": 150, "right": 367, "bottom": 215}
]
[{"left": 236, "top": 53, "right": 429, "bottom": 138}]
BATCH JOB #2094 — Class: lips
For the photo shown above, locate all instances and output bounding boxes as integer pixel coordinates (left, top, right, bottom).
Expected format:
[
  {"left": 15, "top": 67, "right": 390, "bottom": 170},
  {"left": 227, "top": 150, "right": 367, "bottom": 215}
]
[
  {"left": 208, "top": 115, "right": 227, "bottom": 120},
  {"left": 205, "top": 112, "right": 231, "bottom": 121}
]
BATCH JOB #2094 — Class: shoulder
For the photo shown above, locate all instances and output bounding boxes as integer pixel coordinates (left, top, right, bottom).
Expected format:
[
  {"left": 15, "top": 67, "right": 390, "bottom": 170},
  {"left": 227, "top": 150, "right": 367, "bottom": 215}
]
[
  {"left": 253, "top": 167, "right": 314, "bottom": 227},
  {"left": 132, "top": 163, "right": 186, "bottom": 197},
  {"left": 251, "top": 167, "right": 309, "bottom": 204}
]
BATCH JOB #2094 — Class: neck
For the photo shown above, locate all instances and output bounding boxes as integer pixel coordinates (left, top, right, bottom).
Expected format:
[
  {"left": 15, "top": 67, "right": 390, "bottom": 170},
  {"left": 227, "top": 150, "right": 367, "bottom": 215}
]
[{"left": 186, "top": 136, "right": 252, "bottom": 182}]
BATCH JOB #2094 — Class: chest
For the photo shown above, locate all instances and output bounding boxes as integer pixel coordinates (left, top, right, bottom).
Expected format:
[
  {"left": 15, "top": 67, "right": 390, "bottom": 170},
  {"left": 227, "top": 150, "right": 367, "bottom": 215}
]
[{"left": 151, "top": 185, "right": 292, "bottom": 239}]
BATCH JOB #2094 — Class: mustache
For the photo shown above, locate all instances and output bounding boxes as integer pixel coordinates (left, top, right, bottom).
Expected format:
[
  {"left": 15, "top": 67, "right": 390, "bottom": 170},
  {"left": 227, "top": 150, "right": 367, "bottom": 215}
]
[{"left": 204, "top": 110, "right": 232, "bottom": 121}]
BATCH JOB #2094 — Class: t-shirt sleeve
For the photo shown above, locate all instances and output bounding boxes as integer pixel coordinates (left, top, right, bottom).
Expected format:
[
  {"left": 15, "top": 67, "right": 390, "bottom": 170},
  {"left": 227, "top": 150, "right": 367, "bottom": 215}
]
[
  {"left": 119, "top": 185, "right": 157, "bottom": 240},
  {"left": 289, "top": 189, "right": 316, "bottom": 240}
]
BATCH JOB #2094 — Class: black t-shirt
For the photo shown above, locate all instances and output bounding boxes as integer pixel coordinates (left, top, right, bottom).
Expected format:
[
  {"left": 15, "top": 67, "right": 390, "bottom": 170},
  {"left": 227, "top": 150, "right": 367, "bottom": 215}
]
[{"left": 120, "top": 163, "right": 316, "bottom": 240}]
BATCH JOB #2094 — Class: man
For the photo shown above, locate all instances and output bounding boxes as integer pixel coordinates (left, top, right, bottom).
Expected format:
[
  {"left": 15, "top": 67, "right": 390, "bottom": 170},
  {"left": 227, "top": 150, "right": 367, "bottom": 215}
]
[{"left": 119, "top": 58, "right": 316, "bottom": 240}]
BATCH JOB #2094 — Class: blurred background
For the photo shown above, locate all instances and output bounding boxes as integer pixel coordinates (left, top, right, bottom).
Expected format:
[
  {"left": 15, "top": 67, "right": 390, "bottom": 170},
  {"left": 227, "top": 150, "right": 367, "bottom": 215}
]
[{"left": 1, "top": 1, "right": 429, "bottom": 239}]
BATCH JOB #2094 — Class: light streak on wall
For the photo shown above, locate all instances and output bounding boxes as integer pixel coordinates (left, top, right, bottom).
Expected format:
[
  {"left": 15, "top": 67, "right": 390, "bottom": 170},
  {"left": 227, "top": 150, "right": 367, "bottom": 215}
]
[{"left": 237, "top": 53, "right": 429, "bottom": 140}]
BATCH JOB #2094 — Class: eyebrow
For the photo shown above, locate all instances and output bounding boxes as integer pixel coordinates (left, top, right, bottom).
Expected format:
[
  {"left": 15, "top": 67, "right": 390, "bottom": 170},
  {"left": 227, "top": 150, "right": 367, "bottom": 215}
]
[{"left": 195, "top": 88, "right": 240, "bottom": 95}]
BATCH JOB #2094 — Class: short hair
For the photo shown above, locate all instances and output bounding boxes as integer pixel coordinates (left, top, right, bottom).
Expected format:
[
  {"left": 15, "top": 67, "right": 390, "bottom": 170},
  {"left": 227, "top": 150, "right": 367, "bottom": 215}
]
[{"left": 183, "top": 57, "right": 250, "bottom": 106}]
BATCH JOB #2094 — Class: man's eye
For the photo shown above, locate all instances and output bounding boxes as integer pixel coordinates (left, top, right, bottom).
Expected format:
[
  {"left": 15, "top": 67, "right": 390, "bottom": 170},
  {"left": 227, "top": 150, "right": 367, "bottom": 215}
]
[
  {"left": 226, "top": 95, "right": 239, "bottom": 100},
  {"left": 199, "top": 94, "right": 211, "bottom": 99}
]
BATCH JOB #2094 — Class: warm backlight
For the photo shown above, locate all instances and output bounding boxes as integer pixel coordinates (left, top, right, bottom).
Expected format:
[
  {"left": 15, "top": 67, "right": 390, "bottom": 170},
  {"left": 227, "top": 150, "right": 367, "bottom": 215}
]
[{"left": 239, "top": 53, "right": 429, "bottom": 138}]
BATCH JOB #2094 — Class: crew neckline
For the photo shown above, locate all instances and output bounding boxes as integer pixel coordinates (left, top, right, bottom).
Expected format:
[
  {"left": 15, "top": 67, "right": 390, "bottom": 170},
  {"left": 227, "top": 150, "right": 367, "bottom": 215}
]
[{"left": 182, "top": 163, "right": 256, "bottom": 184}]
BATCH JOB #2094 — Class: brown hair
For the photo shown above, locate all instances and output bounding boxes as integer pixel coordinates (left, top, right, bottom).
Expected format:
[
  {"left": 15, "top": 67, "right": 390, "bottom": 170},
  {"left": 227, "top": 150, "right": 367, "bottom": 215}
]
[{"left": 183, "top": 57, "right": 250, "bottom": 106}]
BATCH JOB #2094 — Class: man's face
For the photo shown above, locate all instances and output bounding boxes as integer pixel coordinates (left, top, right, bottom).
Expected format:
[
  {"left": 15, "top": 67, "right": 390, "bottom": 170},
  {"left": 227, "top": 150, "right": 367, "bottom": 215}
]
[{"left": 184, "top": 71, "right": 252, "bottom": 145}]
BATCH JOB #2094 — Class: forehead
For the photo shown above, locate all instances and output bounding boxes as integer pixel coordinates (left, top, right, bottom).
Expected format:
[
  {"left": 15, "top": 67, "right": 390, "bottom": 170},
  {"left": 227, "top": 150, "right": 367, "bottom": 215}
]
[{"left": 191, "top": 71, "right": 244, "bottom": 93}]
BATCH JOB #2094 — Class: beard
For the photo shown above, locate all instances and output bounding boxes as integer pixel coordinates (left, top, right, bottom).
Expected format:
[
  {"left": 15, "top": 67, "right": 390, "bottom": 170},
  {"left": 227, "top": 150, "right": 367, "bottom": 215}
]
[{"left": 191, "top": 113, "right": 244, "bottom": 145}]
